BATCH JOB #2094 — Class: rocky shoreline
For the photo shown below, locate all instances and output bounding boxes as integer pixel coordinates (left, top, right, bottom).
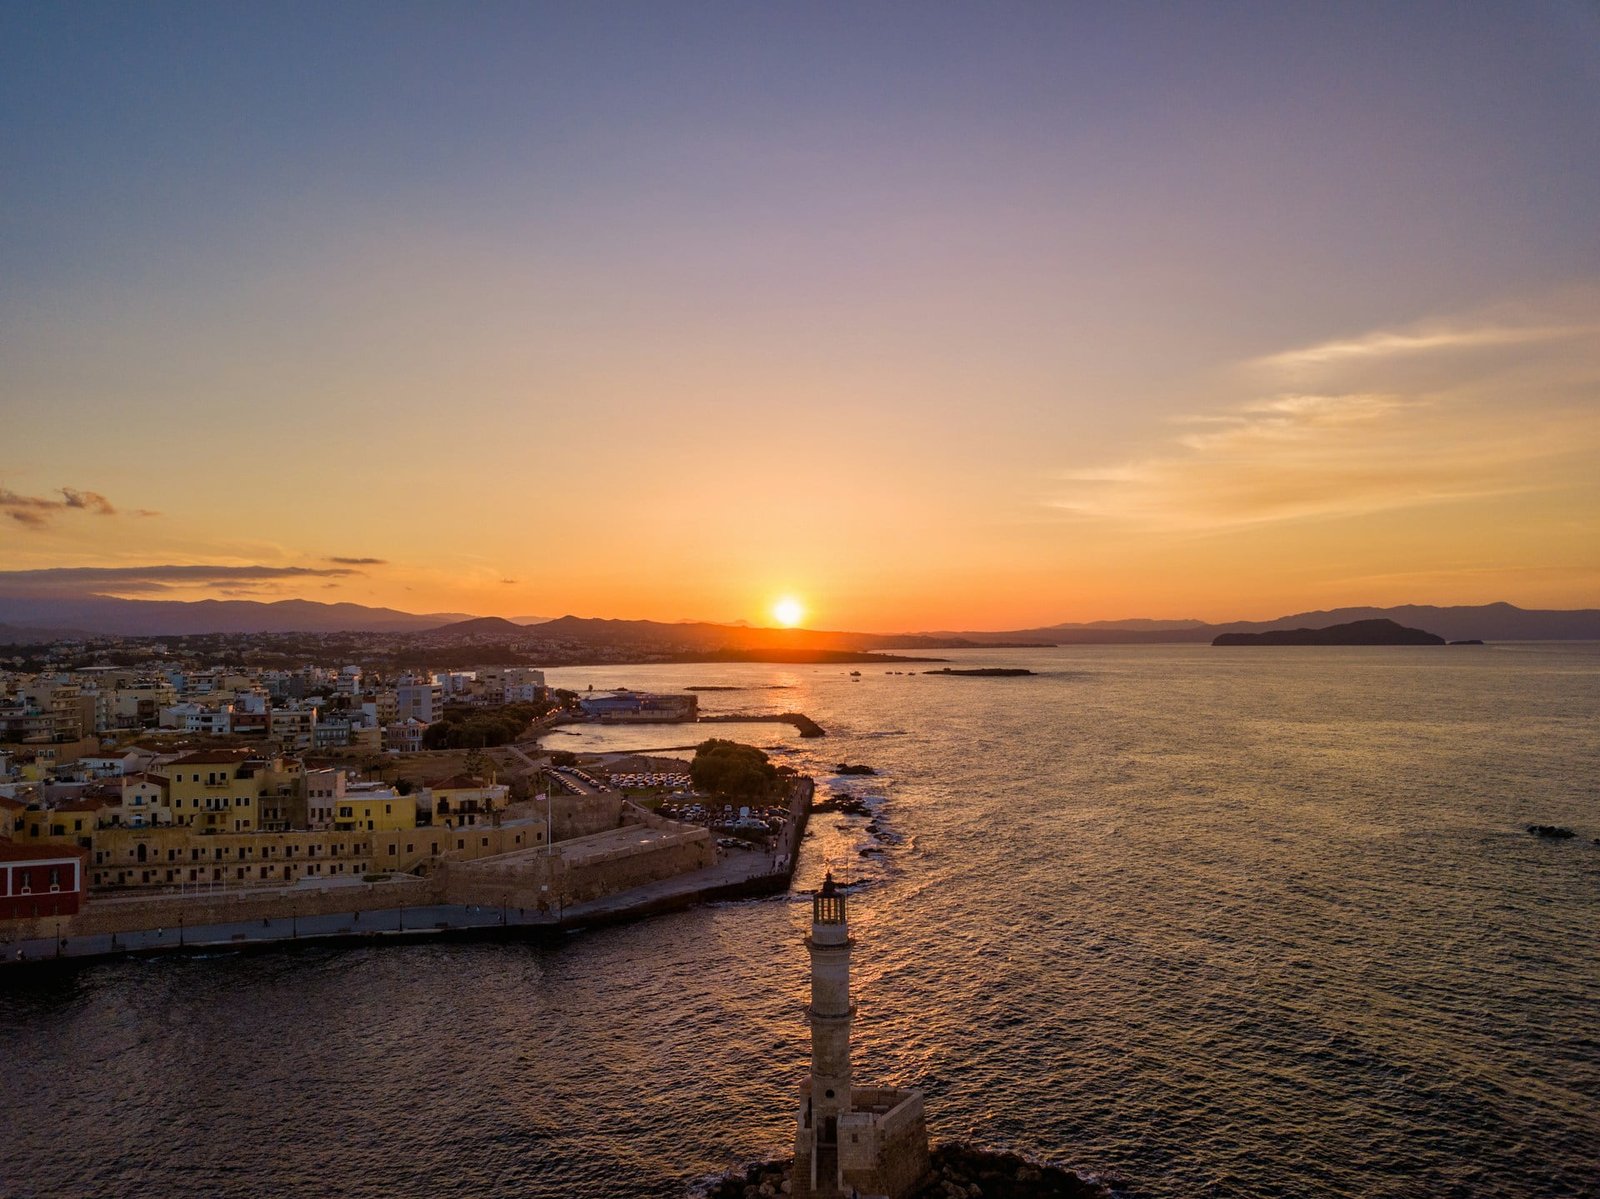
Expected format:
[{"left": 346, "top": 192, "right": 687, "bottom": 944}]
[{"left": 699, "top": 1143, "right": 1114, "bottom": 1199}]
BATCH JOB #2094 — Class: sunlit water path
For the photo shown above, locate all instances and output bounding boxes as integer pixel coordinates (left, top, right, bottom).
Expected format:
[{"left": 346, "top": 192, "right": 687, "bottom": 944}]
[{"left": 4, "top": 645, "right": 1598, "bottom": 1198}]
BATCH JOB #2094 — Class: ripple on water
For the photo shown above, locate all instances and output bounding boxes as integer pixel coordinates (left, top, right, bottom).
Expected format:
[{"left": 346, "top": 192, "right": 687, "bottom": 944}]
[{"left": 4, "top": 646, "right": 1600, "bottom": 1198}]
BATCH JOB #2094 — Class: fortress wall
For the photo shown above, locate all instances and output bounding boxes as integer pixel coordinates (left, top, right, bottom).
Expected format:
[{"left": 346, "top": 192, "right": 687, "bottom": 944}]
[
  {"left": 437, "top": 825, "right": 713, "bottom": 909},
  {"left": 842, "top": 1096, "right": 931, "bottom": 1199},
  {"left": 561, "top": 829, "right": 713, "bottom": 903},
  {"left": 2, "top": 875, "right": 441, "bottom": 941},
  {"left": 552, "top": 793, "right": 628, "bottom": 839}
]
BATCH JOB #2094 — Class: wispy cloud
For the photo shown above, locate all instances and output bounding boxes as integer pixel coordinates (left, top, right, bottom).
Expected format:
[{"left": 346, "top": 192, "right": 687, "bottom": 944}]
[
  {"left": 0, "top": 564, "right": 366, "bottom": 598},
  {"left": 1253, "top": 323, "right": 1588, "bottom": 370},
  {"left": 1051, "top": 307, "right": 1600, "bottom": 531},
  {"left": 0, "top": 486, "right": 131, "bottom": 528},
  {"left": 325, "top": 556, "right": 388, "bottom": 566}
]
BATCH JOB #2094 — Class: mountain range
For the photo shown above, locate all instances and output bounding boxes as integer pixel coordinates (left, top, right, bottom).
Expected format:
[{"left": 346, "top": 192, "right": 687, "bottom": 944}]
[{"left": 0, "top": 594, "right": 1595, "bottom": 645}]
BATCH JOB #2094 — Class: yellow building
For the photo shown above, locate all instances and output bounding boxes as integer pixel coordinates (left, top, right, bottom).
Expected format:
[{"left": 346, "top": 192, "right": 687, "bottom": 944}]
[
  {"left": 166, "top": 749, "right": 265, "bottom": 833},
  {"left": 87, "top": 818, "right": 549, "bottom": 889},
  {"left": 14, "top": 794, "right": 110, "bottom": 845},
  {"left": 0, "top": 795, "right": 27, "bottom": 839},
  {"left": 430, "top": 775, "right": 511, "bottom": 828},
  {"left": 333, "top": 787, "right": 416, "bottom": 833}
]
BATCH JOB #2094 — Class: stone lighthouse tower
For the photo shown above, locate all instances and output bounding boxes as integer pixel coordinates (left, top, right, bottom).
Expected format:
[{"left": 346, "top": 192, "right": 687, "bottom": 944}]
[
  {"left": 793, "top": 873, "right": 929, "bottom": 1199},
  {"left": 806, "top": 871, "right": 855, "bottom": 1155}
]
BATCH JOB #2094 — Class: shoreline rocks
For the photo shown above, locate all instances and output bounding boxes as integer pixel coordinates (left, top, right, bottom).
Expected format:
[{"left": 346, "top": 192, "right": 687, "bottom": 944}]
[
  {"left": 812, "top": 794, "right": 873, "bottom": 817},
  {"left": 923, "top": 668, "right": 1036, "bottom": 677},
  {"left": 697, "top": 1143, "right": 1113, "bottom": 1199}
]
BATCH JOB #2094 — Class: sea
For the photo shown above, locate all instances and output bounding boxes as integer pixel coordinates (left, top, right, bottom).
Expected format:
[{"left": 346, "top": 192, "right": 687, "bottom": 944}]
[{"left": 3, "top": 644, "right": 1597, "bottom": 1199}]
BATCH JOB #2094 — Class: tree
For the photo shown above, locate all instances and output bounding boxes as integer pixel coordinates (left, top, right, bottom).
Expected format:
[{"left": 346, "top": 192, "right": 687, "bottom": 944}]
[{"left": 690, "top": 739, "right": 778, "bottom": 800}]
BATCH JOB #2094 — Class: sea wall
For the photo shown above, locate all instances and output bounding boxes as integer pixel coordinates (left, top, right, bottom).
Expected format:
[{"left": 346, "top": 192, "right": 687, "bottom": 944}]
[
  {"left": 437, "top": 822, "right": 714, "bottom": 909},
  {"left": 1, "top": 875, "right": 440, "bottom": 942}
]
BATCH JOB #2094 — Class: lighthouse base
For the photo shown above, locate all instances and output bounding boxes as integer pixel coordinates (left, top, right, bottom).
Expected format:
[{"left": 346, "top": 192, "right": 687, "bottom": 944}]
[{"left": 793, "top": 1082, "right": 931, "bottom": 1199}]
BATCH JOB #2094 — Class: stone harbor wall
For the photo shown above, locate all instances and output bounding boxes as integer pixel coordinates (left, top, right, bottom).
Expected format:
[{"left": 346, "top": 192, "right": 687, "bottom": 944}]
[
  {"left": 434, "top": 821, "right": 713, "bottom": 909},
  {"left": 562, "top": 827, "right": 714, "bottom": 902},
  {"left": 860, "top": 1097, "right": 931, "bottom": 1198},
  {"left": 1, "top": 875, "right": 440, "bottom": 942}
]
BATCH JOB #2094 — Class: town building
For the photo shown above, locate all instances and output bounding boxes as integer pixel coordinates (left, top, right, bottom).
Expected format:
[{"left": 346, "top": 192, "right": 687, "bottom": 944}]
[
  {"left": 577, "top": 690, "right": 698, "bottom": 721},
  {"left": 429, "top": 775, "right": 510, "bottom": 828},
  {"left": 166, "top": 750, "right": 265, "bottom": 833},
  {"left": 396, "top": 678, "right": 445, "bottom": 725},
  {"left": 0, "top": 841, "right": 88, "bottom": 921}
]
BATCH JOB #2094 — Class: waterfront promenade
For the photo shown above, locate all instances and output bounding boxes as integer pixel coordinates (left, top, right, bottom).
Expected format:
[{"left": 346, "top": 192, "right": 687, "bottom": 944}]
[{"left": 0, "top": 777, "right": 813, "bottom": 969}]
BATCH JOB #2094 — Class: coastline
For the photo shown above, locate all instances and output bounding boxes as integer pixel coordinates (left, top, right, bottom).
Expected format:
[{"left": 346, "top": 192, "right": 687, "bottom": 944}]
[{"left": 1, "top": 778, "right": 815, "bottom": 971}]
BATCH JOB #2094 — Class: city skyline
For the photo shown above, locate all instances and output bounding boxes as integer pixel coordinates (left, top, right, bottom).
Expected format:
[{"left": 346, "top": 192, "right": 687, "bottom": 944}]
[{"left": 4, "top": 3, "right": 1599, "bottom": 632}]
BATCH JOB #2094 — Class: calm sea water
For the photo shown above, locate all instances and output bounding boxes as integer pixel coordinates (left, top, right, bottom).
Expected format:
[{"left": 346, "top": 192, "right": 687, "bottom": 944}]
[{"left": 4, "top": 645, "right": 1598, "bottom": 1199}]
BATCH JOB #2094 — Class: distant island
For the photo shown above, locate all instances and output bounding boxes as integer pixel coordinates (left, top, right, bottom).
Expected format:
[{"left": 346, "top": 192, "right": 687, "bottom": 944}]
[{"left": 1213, "top": 618, "right": 1446, "bottom": 646}]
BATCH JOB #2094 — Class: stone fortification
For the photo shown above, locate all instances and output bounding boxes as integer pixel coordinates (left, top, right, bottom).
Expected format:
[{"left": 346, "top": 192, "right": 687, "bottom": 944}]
[
  {"left": 705, "top": 1145, "right": 1111, "bottom": 1199},
  {"left": 2, "top": 795, "right": 711, "bottom": 943},
  {"left": 438, "top": 819, "right": 713, "bottom": 909},
  {"left": 3, "top": 875, "right": 438, "bottom": 942}
]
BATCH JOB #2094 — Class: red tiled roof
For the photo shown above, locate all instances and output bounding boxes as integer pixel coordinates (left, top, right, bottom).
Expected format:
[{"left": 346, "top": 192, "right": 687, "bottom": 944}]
[
  {"left": 0, "top": 839, "right": 90, "bottom": 863},
  {"left": 169, "top": 750, "right": 256, "bottom": 766},
  {"left": 433, "top": 775, "right": 494, "bottom": 790},
  {"left": 53, "top": 797, "right": 109, "bottom": 812}
]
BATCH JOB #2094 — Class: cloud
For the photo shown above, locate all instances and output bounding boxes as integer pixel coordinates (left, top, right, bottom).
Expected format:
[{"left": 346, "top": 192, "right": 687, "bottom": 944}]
[
  {"left": 500, "top": 578, "right": 519, "bottom": 585},
  {"left": 0, "top": 564, "right": 365, "bottom": 598},
  {"left": 58, "top": 488, "right": 116, "bottom": 514},
  {"left": 0, "top": 485, "right": 131, "bottom": 528},
  {"left": 1051, "top": 307, "right": 1600, "bottom": 530},
  {"left": 325, "top": 556, "right": 388, "bottom": 566},
  {"left": 1252, "top": 324, "right": 1587, "bottom": 370}
]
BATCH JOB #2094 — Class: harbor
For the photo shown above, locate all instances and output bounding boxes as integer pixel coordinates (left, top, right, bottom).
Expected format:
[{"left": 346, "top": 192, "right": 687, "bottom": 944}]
[{"left": 1, "top": 776, "right": 814, "bottom": 968}]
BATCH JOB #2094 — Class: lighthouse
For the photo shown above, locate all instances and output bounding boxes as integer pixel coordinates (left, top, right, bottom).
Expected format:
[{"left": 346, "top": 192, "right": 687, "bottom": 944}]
[{"left": 793, "top": 872, "right": 930, "bottom": 1199}]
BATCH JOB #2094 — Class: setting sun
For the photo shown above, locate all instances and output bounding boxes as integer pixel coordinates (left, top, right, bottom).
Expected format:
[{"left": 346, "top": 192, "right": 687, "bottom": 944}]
[{"left": 772, "top": 596, "right": 805, "bottom": 627}]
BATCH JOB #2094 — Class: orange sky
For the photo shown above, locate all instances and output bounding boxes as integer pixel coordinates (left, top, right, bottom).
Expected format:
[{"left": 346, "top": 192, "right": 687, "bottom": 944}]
[{"left": 3, "top": 8, "right": 1598, "bottom": 632}]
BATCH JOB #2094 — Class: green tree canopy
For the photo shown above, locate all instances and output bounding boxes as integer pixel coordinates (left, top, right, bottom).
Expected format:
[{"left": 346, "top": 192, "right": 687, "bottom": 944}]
[{"left": 690, "top": 739, "right": 778, "bottom": 800}]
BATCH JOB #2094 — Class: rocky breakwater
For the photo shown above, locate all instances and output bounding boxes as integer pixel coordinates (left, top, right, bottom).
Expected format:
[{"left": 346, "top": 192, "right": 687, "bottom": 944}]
[
  {"left": 700, "top": 1144, "right": 1112, "bottom": 1199},
  {"left": 700, "top": 711, "right": 826, "bottom": 738}
]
